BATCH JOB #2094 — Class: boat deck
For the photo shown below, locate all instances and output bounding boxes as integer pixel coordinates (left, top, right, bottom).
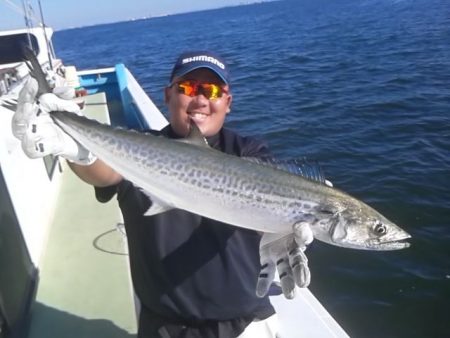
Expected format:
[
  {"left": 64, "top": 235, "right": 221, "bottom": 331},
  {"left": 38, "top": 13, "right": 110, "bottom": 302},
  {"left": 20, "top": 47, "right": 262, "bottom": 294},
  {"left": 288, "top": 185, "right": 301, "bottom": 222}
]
[{"left": 27, "top": 93, "right": 137, "bottom": 337}]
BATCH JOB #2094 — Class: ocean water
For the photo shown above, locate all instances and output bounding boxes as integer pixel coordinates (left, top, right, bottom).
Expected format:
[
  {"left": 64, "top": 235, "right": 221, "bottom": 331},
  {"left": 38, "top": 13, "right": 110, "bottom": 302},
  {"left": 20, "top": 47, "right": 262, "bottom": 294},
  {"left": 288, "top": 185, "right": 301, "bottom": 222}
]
[{"left": 53, "top": 0, "right": 450, "bottom": 337}]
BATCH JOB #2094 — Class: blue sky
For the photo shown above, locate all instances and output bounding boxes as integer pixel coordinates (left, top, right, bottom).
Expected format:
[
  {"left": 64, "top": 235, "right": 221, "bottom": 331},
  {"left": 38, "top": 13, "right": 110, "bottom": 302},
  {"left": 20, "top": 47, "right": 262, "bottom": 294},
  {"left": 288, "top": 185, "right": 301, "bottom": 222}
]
[{"left": 1, "top": 0, "right": 262, "bottom": 30}]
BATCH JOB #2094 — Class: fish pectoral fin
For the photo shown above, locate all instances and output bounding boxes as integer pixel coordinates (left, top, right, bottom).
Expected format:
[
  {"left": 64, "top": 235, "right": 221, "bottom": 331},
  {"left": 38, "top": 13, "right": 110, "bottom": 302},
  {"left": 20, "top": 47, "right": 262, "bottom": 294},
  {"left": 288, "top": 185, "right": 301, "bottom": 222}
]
[
  {"left": 141, "top": 191, "right": 174, "bottom": 216},
  {"left": 315, "top": 203, "right": 343, "bottom": 218},
  {"left": 329, "top": 212, "right": 347, "bottom": 242}
]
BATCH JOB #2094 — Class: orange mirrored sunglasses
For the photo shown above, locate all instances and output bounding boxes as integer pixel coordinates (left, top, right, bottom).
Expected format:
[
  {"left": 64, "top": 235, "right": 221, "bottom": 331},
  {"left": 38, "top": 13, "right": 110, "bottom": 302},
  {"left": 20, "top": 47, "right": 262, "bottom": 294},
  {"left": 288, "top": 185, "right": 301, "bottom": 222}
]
[{"left": 173, "top": 80, "right": 229, "bottom": 100}]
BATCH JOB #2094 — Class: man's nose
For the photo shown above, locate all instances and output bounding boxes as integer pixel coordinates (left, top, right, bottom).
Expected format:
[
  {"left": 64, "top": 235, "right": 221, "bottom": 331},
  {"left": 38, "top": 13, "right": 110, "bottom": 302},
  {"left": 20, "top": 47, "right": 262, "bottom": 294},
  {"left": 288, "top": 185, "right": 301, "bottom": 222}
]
[{"left": 192, "top": 91, "right": 210, "bottom": 103}]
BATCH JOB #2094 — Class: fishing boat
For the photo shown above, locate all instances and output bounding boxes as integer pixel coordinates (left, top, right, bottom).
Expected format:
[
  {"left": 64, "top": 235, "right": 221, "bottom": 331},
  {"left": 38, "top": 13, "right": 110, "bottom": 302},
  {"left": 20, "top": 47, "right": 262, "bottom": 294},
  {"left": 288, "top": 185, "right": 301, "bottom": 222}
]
[{"left": 0, "top": 10, "right": 350, "bottom": 338}]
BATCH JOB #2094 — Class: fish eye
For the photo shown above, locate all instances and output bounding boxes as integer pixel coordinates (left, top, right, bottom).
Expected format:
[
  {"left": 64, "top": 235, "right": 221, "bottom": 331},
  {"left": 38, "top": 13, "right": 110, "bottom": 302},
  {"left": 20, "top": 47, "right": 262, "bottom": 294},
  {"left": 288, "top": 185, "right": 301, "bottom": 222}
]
[{"left": 373, "top": 222, "right": 387, "bottom": 236}]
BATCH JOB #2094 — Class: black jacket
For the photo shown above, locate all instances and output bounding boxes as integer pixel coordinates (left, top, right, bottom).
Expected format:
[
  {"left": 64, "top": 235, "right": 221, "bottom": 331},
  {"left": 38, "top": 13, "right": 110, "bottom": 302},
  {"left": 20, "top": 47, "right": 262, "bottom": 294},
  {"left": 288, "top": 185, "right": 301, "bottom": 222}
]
[{"left": 95, "top": 126, "right": 275, "bottom": 336}]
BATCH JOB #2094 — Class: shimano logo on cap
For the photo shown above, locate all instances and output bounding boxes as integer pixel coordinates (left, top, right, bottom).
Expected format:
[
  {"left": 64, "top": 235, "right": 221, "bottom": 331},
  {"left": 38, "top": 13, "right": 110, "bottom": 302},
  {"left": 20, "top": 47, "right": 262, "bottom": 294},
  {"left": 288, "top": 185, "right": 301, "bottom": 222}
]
[{"left": 182, "top": 55, "right": 225, "bottom": 69}]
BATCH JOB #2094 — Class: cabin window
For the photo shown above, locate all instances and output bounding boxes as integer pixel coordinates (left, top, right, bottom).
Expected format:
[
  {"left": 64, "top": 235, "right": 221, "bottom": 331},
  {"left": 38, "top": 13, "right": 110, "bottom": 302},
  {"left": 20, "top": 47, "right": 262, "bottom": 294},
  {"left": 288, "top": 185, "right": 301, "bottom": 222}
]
[{"left": 0, "top": 33, "right": 39, "bottom": 64}]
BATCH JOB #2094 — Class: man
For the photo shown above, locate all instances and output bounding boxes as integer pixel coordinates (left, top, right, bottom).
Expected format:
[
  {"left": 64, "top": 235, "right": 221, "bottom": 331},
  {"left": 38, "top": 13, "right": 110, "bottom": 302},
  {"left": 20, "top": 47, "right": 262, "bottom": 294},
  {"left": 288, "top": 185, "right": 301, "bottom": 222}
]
[{"left": 13, "top": 51, "right": 313, "bottom": 337}]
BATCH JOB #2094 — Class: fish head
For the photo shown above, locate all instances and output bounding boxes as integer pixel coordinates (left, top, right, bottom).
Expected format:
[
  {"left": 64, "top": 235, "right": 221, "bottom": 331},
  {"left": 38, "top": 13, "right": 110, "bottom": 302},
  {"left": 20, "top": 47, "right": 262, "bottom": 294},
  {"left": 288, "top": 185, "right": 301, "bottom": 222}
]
[{"left": 320, "top": 199, "right": 411, "bottom": 251}]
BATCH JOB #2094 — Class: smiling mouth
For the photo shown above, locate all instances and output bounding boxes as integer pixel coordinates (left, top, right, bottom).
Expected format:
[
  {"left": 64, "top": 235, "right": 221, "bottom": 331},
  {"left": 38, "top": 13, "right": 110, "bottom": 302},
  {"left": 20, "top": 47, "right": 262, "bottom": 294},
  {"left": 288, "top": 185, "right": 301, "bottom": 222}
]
[{"left": 189, "top": 112, "right": 208, "bottom": 123}]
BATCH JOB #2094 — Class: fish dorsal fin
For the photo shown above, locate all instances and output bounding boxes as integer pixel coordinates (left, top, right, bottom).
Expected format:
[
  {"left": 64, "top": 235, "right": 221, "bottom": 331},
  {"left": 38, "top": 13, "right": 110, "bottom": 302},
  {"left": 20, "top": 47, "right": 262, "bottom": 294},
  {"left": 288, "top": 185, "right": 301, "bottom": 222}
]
[
  {"left": 21, "top": 45, "right": 52, "bottom": 96},
  {"left": 245, "top": 157, "right": 328, "bottom": 185},
  {"left": 177, "top": 121, "right": 209, "bottom": 147}
]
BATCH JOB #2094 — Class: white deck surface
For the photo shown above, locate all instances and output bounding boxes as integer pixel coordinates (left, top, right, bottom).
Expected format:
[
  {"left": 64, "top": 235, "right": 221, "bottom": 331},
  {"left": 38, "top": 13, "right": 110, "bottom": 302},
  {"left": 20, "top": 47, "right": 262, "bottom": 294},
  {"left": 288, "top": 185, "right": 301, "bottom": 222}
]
[{"left": 271, "top": 288, "right": 349, "bottom": 337}]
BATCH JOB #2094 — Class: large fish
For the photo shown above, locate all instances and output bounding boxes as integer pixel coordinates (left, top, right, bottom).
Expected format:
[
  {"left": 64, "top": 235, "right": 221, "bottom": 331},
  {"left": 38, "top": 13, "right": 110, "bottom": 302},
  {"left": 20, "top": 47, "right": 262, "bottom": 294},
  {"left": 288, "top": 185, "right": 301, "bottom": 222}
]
[{"left": 23, "top": 47, "right": 411, "bottom": 251}]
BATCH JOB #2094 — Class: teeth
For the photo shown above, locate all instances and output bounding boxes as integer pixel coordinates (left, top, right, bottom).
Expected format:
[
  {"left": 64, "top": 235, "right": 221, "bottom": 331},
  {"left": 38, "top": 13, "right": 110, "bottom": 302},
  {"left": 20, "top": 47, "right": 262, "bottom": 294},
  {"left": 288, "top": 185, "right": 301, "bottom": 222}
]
[{"left": 189, "top": 113, "right": 207, "bottom": 122}]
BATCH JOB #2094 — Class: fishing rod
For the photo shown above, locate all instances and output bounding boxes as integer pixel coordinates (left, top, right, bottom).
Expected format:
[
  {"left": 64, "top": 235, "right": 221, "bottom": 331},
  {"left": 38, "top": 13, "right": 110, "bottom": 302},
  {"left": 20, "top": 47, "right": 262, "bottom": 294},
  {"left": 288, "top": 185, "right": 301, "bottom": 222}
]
[{"left": 36, "top": 0, "right": 54, "bottom": 70}]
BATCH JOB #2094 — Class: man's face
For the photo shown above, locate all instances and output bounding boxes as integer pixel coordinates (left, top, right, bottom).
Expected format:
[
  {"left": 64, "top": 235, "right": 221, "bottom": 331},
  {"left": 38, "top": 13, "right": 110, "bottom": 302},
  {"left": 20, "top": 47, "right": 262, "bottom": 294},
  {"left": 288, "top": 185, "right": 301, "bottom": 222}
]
[{"left": 165, "top": 68, "right": 232, "bottom": 137}]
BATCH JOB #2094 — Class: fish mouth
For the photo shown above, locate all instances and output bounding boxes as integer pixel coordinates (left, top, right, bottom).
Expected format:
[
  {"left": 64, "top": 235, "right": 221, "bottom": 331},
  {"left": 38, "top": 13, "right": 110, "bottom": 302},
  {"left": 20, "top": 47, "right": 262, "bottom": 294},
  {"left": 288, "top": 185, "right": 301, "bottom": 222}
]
[{"left": 366, "top": 233, "right": 411, "bottom": 251}]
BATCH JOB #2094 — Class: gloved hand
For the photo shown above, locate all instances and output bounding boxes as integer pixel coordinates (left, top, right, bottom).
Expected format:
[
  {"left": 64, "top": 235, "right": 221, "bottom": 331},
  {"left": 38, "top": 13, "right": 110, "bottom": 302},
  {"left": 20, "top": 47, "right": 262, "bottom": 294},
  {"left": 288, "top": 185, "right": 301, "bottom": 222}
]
[
  {"left": 256, "top": 222, "right": 314, "bottom": 299},
  {"left": 12, "top": 77, "right": 96, "bottom": 165}
]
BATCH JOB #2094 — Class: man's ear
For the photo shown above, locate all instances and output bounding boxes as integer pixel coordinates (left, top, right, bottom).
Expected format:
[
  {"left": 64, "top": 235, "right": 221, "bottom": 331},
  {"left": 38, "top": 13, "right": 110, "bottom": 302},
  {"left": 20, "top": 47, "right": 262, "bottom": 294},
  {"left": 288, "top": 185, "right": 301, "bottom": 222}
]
[{"left": 226, "top": 94, "right": 232, "bottom": 114}]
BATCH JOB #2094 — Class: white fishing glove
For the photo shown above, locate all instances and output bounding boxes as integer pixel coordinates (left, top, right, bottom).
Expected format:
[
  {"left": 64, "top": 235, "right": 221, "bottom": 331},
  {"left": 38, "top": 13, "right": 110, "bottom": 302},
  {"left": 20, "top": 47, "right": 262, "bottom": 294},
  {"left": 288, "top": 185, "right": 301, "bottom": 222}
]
[
  {"left": 256, "top": 222, "right": 314, "bottom": 299},
  {"left": 12, "top": 78, "right": 96, "bottom": 165}
]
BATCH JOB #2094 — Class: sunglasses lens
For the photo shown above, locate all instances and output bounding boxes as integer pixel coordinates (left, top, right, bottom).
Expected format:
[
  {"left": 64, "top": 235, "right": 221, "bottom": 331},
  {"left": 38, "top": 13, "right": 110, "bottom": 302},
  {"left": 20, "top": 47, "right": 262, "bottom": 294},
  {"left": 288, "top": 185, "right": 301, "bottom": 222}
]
[
  {"left": 200, "top": 84, "right": 221, "bottom": 100},
  {"left": 178, "top": 81, "right": 195, "bottom": 96},
  {"left": 176, "top": 81, "right": 225, "bottom": 100}
]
